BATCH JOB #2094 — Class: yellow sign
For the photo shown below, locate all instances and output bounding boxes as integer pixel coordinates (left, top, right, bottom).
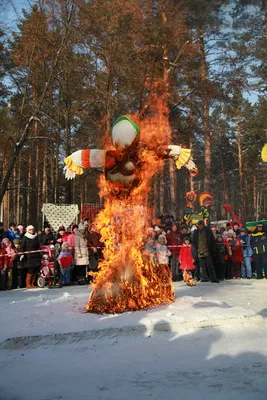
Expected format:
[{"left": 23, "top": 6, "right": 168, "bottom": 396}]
[{"left": 261, "top": 144, "right": 267, "bottom": 162}]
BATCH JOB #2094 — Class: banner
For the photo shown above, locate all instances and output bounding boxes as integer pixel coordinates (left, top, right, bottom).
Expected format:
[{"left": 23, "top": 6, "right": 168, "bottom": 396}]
[
  {"left": 42, "top": 204, "right": 79, "bottom": 231},
  {"left": 80, "top": 203, "right": 103, "bottom": 220}
]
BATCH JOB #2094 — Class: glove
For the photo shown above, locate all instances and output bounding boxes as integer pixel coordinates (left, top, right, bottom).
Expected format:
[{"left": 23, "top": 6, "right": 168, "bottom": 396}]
[
  {"left": 20, "top": 255, "right": 24, "bottom": 261},
  {"left": 64, "top": 166, "right": 77, "bottom": 180},
  {"left": 167, "top": 145, "right": 181, "bottom": 159}
]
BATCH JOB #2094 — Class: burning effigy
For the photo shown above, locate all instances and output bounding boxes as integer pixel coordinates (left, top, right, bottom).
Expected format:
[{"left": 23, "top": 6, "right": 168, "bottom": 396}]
[{"left": 64, "top": 99, "right": 197, "bottom": 313}]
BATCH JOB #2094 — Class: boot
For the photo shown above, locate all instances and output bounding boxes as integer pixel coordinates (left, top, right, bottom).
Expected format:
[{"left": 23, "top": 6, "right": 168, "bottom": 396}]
[
  {"left": 26, "top": 273, "right": 32, "bottom": 289},
  {"left": 31, "top": 273, "right": 37, "bottom": 288}
]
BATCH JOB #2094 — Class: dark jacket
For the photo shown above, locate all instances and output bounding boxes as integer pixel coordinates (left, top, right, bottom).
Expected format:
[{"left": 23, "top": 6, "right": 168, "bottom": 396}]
[
  {"left": 39, "top": 231, "right": 55, "bottom": 246},
  {"left": 215, "top": 241, "right": 226, "bottom": 264},
  {"left": 191, "top": 227, "right": 216, "bottom": 260},
  {"left": 0, "top": 229, "right": 8, "bottom": 244},
  {"left": 20, "top": 234, "right": 42, "bottom": 269},
  {"left": 251, "top": 226, "right": 267, "bottom": 255}
]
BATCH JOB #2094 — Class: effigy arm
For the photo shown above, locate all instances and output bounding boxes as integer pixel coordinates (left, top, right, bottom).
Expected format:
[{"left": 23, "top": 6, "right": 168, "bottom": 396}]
[
  {"left": 159, "top": 145, "right": 198, "bottom": 175},
  {"left": 64, "top": 149, "right": 106, "bottom": 180}
]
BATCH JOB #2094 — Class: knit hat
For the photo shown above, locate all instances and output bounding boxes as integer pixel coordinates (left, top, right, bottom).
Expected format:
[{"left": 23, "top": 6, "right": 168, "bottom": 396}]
[
  {"left": 154, "top": 226, "right": 161, "bottom": 232},
  {"left": 62, "top": 241, "right": 71, "bottom": 251},
  {"left": 158, "top": 234, "right": 167, "bottom": 244},
  {"left": 17, "top": 224, "right": 24, "bottom": 231},
  {"left": 216, "top": 234, "right": 222, "bottom": 239},
  {"left": 78, "top": 223, "right": 85, "bottom": 231},
  {"left": 26, "top": 225, "right": 35, "bottom": 232},
  {"left": 228, "top": 229, "right": 234, "bottom": 235},
  {"left": 13, "top": 238, "right": 21, "bottom": 245},
  {"left": 239, "top": 228, "right": 246, "bottom": 233},
  {"left": 2, "top": 238, "right": 10, "bottom": 245}
]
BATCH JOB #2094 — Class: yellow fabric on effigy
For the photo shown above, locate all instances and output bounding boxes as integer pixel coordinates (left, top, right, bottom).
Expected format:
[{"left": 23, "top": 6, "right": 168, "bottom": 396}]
[
  {"left": 64, "top": 155, "right": 84, "bottom": 175},
  {"left": 175, "top": 148, "right": 191, "bottom": 169}
]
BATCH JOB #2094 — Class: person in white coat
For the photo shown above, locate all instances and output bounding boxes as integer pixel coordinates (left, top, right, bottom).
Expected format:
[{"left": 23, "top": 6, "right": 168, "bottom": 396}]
[{"left": 73, "top": 223, "right": 88, "bottom": 282}]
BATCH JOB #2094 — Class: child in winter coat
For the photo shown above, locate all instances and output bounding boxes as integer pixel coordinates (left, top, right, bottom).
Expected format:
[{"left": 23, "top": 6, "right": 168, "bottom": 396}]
[
  {"left": 0, "top": 242, "right": 8, "bottom": 290},
  {"left": 238, "top": 228, "right": 253, "bottom": 279},
  {"left": 179, "top": 237, "right": 196, "bottom": 286},
  {"left": 215, "top": 234, "right": 227, "bottom": 281},
  {"left": 2, "top": 238, "right": 16, "bottom": 289},
  {"left": 58, "top": 241, "right": 75, "bottom": 285},
  {"left": 228, "top": 231, "right": 243, "bottom": 279},
  {"left": 156, "top": 234, "right": 171, "bottom": 265},
  {"left": 156, "top": 234, "right": 172, "bottom": 282},
  {"left": 13, "top": 238, "right": 24, "bottom": 288},
  {"left": 145, "top": 237, "right": 157, "bottom": 264}
]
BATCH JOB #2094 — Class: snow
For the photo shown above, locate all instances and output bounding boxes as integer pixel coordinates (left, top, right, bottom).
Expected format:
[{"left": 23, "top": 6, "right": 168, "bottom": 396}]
[{"left": 0, "top": 280, "right": 267, "bottom": 399}]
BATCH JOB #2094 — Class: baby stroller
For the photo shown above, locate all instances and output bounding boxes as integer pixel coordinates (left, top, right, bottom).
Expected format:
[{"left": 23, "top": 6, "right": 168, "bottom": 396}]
[{"left": 37, "top": 245, "right": 61, "bottom": 288}]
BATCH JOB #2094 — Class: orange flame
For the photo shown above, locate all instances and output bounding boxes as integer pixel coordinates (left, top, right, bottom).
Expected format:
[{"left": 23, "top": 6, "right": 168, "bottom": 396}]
[{"left": 86, "top": 80, "right": 175, "bottom": 314}]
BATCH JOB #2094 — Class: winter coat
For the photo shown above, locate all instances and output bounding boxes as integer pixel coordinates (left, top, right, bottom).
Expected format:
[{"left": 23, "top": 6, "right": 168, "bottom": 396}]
[
  {"left": 215, "top": 241, "right": 226, "bottom": 264},
  {"left": 56, "top": 232, "right": 68, "bottom": 247},
  {"left": 6, "top": 229, "right": 16, "bottom": 242},
  {"left": 58, "top": 250, "right": 74, "bottom": 270},
  {"left": 238, "top": 234, "right": 253, "bottom": 258},
  {"left": 87, "top": 231, "right": 103, "bottom": 251},
  {"left": 0, "top": 229, "right": 8, "bottom": 243},
  {"left": 0, "top": 248, "right": 8, "bottom": 269},
  {"left": 156, "top": 243, "right": 171, "bottom": 265},
  {"left": 5, "top": 245, "right": 16, "bottom": 268},
  {"left": 230, "top": 238, "right": 244, "bottom": 263},
  {"left": 74, "top": 231, "right": 89, "bottom": 265},
  {"left": 179, "top": 245, "right": 195, "bottom": 270},
  {"left": 64, "top": 233, "right": 75, "bottom": 251},
  {"left": 166, "top": 231, "right": 183, "bottom": 255},
  {"left": 191, "top": 227, "right": 216, "bottom": 260},
  {"left": 20, "top": 233, "right": 42, "bottom": 270},
  {"left": 39, "top": 232, "right": 55, "bottom": 246},
  {"left": 251, "top": 227, "right": 267, "bottom": 255}
]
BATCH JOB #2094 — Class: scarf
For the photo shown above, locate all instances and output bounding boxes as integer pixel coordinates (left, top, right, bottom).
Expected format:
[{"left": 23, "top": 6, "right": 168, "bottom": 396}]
[{"left": 25, "top": 232, "right": 37, "bottom": 239}]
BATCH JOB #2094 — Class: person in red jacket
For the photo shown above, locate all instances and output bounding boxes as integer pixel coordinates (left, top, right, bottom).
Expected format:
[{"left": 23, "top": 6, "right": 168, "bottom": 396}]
[
  {"left": 0, "top": 242, "right": 8, "bottom": 290},
  {"left": 166, "top": 223, "right": 183, "bottom": 281},
  {"left": 229, "top": 232, "right": 243, "bottom": 279},
  {"left": 179, "top": 237, "right": 196, "bottom": 286}
]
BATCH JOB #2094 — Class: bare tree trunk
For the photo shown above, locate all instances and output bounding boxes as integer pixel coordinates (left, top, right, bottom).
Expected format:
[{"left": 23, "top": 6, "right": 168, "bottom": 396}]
[
  {"left": 237, "top": 114, "right": 243, "bottom": 218},
  {"left": 27, "top": 154, "right": 32, "bottom": 223},
  {"left": 253, "top": 172, "right": 257, "bottom": 217},
  {"left": 220, "top": 153, "right": 229, "bottom": 203},
  {"left": 16, "top": 156, "right": 21, "bottom": 222},
  {"left": 200, "top": 35, "right": 212, "bottom": 193}
]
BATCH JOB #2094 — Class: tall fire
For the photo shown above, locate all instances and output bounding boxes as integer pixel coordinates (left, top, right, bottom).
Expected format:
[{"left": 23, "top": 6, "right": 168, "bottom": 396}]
[{"left": 64, "top": 89, "right": 197, "bottom": 314}]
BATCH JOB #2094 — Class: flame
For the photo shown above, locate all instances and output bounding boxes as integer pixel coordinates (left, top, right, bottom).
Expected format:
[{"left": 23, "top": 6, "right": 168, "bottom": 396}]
[
  {"left": 86, "top": 80, "right": 175, "bottom": 314},
  {"left": 183, "top": 271, "right": 196, "bottom": 287}
]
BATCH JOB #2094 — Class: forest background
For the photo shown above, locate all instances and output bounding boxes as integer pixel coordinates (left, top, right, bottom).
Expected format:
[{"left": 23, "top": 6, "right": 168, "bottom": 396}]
[{"left": 0, "top": 0, "right": 266, "bottom": 228}]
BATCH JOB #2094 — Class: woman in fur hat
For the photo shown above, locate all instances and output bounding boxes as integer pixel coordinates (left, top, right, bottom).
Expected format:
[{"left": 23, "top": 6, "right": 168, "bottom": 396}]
[{"left": 20, "top": 225, "right": 41, "bottom": 288}]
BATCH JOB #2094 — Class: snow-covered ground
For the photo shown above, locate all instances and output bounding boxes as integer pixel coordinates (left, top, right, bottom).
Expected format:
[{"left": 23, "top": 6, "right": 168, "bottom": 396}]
[{"left": 1, "top": 280, "right": 267, "bottom": 399}]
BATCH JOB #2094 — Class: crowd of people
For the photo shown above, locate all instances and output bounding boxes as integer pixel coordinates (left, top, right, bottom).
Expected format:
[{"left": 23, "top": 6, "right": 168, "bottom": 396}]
[
  {"left": 0, "top": 213, "right": 266, "bottom": 290},
  {"left": 146, "top": 214, "right": 267, "bottom": 285},
  {"left": 0, "top": 221, "right": 102, "bottom": 290}
]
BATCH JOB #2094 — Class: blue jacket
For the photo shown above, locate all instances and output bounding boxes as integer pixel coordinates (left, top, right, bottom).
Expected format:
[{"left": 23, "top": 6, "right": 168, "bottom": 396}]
[{"left": 238, "top": 234, "right": 253, "bottom": 257}]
